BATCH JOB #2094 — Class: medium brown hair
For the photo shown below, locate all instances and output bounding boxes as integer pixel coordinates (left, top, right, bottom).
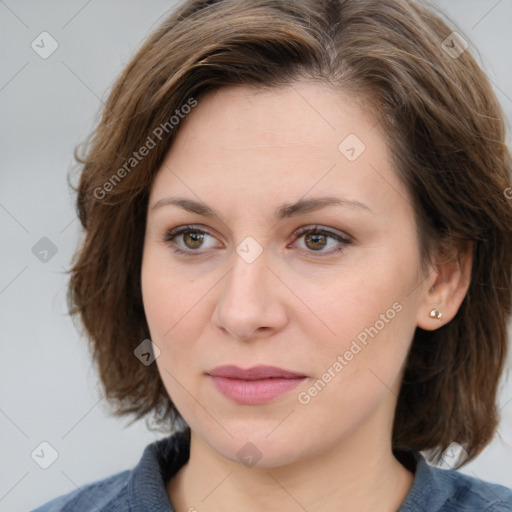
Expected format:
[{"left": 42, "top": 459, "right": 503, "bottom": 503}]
[{"left": 67, "top": 0, "right": 512, "bottom": 466}]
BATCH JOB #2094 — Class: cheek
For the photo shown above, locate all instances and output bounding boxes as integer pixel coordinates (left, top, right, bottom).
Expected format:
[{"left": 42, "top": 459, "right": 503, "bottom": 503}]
[
  {"left": 141, "top": 249, "right": 213, "bottom": 394},
  {"left": 295, "top": 282, "right": 414, "bottom": 439},
  {"left": 306, "top": 286, "right": 411, "bottom": 391},
  {"left": 141, "top": 255, "right": 203, "bottom": 413},
  {"left": 305, "top": 245, "right": 419, "bottom": 384},
  {"left": 141, "top": 246, "right": 198, "bottom": 339}
]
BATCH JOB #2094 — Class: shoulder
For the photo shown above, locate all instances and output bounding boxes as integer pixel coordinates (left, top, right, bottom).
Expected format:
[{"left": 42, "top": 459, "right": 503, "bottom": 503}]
[
  {"left": 30, "top": 470, "right": 131, "bottom": 511},
  {"left": 30, "top": 430, "right": 190, "bottom": 512},
  {"left": 433, "top": 466, "right": 512, "bottom": 511},
  {"left": 402, "top": 453, "right": 512, "bottom": 512}
]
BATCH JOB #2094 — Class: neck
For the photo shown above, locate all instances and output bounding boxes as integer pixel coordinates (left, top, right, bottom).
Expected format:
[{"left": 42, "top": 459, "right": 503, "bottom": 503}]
[{"left": 168, "top": 422, "right": 414, "bottom": 512}]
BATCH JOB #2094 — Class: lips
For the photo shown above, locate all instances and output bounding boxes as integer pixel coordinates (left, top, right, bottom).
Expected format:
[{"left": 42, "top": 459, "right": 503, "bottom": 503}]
[
  {"left": 207, "top": 365, "right": 307, "bottom": 405},
  {"left": 208, "top": 365, "right": 306, "bottom": 380}
]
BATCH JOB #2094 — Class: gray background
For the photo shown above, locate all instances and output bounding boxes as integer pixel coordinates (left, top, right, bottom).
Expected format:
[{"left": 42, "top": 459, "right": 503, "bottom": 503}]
[{"left": 1, "top": 1, "right": 511, "bottom": 510}]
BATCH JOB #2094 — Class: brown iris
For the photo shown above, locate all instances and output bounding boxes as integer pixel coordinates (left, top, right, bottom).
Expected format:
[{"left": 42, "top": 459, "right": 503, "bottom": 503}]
[
  {"left": 304, "top": 232, "right": 327, "bottom": 251},
  {"left": 183, "top": 231, "right": 205, "bottom": 249}
]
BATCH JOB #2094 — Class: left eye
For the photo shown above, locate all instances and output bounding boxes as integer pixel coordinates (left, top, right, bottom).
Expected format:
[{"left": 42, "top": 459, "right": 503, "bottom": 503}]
[
  {"left": 290, "top": 225, "right": 351, "bottom": 255},
  {"left": 163, "top": 225, "right": 351, "bottom": 256}
]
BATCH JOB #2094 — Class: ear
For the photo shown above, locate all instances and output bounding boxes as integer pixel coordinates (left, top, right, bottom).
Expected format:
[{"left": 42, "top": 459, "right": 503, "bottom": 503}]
[{"left": 416, "top": 241, "right": 473, "bottom": 331}]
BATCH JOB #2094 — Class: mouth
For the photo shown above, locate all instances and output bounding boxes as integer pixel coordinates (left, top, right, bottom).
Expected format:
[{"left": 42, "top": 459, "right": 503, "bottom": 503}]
[{"left": 206, "top": 365, "right": 307, "bottom": 405}]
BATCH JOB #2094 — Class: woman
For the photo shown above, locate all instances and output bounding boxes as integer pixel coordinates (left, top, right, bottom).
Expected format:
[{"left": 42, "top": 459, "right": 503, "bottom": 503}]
[{"left": 33, "top": 0, "right": 512, "bottom": 510}]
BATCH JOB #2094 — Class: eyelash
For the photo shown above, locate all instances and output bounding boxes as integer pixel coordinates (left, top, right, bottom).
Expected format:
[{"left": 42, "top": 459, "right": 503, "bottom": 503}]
[{"left": 162, "top": 224, "right": 352, "bottom": 257}]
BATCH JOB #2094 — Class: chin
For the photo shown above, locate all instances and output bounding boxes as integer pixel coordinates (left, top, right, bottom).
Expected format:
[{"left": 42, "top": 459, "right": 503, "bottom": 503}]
[{"left": 195, "top": 420, "right": 316, "bottom": 469}]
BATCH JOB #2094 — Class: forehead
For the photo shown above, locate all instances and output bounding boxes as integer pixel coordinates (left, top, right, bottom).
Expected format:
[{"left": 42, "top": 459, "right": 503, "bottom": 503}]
[
  {"left": 171, "top": 82, "right": 378, "bottom": 154},
  {"left": 150, "top": 82, "right": 408, "bottom": 220}
]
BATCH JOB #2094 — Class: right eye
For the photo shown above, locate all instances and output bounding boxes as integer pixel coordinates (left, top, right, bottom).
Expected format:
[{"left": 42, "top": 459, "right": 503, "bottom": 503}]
[{"left": 162, "top": 225, "right": 221, "bottom": 255}]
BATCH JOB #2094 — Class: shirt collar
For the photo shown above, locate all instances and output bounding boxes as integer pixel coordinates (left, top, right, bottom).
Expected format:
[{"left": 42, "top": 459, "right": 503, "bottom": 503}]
[
  {"left": 127, "top": 429, "right": 190, "bottom": 511},
  {"left": 396, "top": 450, "right": 446, "bottom": 511}
]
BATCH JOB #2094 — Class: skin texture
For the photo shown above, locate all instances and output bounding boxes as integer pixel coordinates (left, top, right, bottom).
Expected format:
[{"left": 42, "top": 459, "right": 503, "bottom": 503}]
[{"left": 141, "top": 82, "right": 472, "bottom": 512}]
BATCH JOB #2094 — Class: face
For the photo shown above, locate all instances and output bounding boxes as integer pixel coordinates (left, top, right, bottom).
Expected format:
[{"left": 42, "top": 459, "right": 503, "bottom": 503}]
[{"left": 141, "top": 82, "right": 429, "bottom": 468}]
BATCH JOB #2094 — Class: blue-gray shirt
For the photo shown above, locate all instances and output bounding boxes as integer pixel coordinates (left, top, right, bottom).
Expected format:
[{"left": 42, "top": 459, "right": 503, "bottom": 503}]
[{"left": 31, "top": 429, "right": 512, "bottom": 511}]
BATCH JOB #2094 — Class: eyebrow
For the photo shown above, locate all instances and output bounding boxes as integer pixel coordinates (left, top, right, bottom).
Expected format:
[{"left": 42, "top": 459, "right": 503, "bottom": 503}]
[{"left": 150, "top": 196, "right": 374, "bottom": 219}]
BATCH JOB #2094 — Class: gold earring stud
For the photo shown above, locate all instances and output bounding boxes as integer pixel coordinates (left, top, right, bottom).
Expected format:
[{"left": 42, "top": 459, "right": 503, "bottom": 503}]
[{"left": 429, "top": 308, "right": 443, "bottom": 320}]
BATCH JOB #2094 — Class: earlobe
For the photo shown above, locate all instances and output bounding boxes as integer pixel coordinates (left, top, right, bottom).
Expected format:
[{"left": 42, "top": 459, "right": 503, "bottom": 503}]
[{"left": 416, "top": 241, "right": 473, "bottom": 331}]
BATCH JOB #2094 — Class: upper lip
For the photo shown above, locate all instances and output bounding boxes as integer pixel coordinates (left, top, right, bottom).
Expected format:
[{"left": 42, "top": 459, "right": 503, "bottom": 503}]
[{"left": 207, "top": 365, "right": 306, "bottom": 380}]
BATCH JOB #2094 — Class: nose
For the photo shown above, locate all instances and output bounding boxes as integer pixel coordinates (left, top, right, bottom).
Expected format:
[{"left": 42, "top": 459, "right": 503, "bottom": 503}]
[{"left": 211, "top": 248, "right": 289, "bottom": 341}]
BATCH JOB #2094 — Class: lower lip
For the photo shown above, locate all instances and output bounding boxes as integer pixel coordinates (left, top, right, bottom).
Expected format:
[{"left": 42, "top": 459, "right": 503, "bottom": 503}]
[{"left": 209, "top": 376, "right": 306, "bottom": 405}]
